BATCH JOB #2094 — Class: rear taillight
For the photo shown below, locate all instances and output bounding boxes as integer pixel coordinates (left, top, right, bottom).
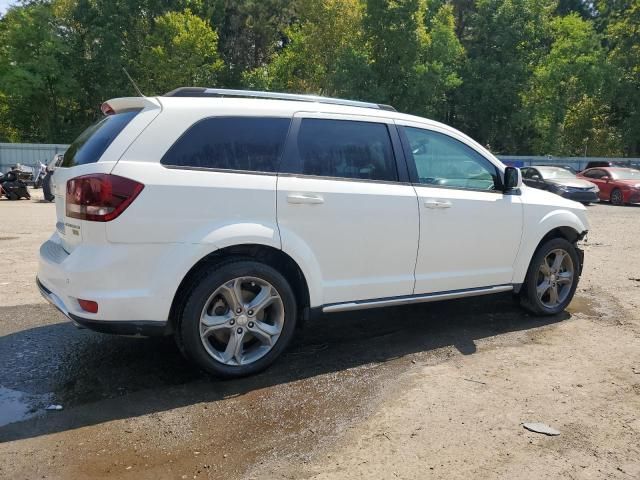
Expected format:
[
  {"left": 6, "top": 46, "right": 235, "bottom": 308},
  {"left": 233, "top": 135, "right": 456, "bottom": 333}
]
[{"left": 66, "top": 174, "right": 144, "bottom": 222}]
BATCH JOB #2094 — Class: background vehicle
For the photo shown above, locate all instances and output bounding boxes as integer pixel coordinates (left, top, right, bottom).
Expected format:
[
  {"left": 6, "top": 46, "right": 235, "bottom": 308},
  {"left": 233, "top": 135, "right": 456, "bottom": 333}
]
[
  {"left": 578, "top": 167, "right": 640, "bottom": 205},
  {"left": 521, "top": 166, "right": 599, "bottom": 204},
  {"left": 37, "top": 89, "right": 588, "bottom": 378},
  {"left": 0, "top": 169, "right": 31, "bottom": 200}
]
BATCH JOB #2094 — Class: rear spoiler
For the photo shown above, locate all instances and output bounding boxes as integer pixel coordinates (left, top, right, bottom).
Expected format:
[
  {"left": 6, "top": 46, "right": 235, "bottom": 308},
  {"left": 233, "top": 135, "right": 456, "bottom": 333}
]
[{"left": 101, "top": 97, "right": 161, "bottom": 115}]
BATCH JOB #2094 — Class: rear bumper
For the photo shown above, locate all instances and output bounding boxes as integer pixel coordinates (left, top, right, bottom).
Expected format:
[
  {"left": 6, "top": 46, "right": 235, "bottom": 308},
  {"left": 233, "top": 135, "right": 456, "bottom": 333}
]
[
  {"left": 37, "top": 232, "right": 214, "bottom": 328},
  {"left": 37, "top": 277, "right": 169, "bottom": 336}
]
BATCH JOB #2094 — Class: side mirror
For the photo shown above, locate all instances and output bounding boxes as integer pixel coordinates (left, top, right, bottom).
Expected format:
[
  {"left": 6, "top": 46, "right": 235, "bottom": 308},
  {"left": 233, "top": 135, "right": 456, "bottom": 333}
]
[
  {"left": 503, "top": 166, "right": 522, "bottom": 191},
  {"left": 602, "top": 176, "right": 610, "bottom": 182}
]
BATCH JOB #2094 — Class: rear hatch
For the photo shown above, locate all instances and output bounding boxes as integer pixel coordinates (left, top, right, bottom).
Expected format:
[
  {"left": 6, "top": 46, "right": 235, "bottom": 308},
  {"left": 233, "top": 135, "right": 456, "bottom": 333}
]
[{"left": 53, "top": 97, "right": 161, "bottom": 252}]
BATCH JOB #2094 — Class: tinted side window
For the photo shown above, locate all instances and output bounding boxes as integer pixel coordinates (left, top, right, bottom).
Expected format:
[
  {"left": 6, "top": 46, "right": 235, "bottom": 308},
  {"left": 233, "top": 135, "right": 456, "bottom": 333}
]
[
  {"left": 402, "top": 127, "right": 499, "bottom": 191},
  {"left": 584, "top": 169, "right": 604, "bottom": 179},
  {"left": 162, "top": 117, "right": 291, "bottom": 173},
  {"left": 63, "top": 110, "right": 140, "bottom": 167},
  {"left": 296, "top": 119, "right": 397, "bottom": 181}
]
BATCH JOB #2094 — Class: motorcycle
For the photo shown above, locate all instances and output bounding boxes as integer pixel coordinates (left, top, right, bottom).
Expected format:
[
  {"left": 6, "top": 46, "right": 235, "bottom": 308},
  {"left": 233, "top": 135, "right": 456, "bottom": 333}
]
[{"left": 0, "top": 170, "right": 31, "bottom": 200}]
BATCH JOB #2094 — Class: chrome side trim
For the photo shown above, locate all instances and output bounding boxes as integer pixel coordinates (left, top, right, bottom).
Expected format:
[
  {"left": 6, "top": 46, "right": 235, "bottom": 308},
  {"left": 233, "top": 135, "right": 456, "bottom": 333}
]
[{"left": 322, "top": 285, "right": 514, "bottom": 313}]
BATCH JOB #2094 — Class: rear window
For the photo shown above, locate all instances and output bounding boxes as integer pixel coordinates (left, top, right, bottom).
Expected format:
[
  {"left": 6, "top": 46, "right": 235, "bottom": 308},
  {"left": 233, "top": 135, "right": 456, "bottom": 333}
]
[
  {"left": 161, "top": 117, "right": 291, "bottom": 173},
  {"left": 62, "top": 110, "right": 140, "bottom": 167}
]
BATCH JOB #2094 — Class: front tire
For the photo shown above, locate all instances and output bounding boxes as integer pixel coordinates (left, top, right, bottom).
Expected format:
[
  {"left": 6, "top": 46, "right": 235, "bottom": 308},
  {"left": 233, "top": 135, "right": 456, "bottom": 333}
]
[
  {"left": 520, "top": 238, "right": 580, "bottom": 316},
  {"left": 177, "top": 260, "right": 297, "bottom": 378},
  {"left": 610, "top": 188, "right": 624, "bottom": 205}
]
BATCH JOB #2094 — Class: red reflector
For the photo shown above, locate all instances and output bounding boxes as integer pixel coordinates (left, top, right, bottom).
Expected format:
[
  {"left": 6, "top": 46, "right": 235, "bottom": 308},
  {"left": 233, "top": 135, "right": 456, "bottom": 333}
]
[
  {"left": 101, "top": 102, "right": 115, "bottom": 115},
  {"left": 78, "top": 299, "right": 99, "bottom": 314},
  {"left": 66, "top": 174, "right": 144, "bottom": 222}
]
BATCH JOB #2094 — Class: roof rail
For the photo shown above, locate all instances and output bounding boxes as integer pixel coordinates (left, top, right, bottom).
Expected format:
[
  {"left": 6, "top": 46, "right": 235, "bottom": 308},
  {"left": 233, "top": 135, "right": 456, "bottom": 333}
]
[{"left": 163, "top": 87, "right": 397, "bottom": 112}]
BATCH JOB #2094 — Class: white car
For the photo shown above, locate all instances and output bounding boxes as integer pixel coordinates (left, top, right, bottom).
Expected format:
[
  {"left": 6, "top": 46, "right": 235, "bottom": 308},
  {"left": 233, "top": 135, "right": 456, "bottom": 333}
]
[{"left": 38, "top": 88, "right": 589, "bottom": 377}]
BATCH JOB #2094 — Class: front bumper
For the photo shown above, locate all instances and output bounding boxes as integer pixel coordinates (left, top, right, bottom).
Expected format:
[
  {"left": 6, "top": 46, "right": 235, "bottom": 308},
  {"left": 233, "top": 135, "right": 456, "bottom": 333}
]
[{"left": 560, "top": 191, "right": 600, "bottom": 203}]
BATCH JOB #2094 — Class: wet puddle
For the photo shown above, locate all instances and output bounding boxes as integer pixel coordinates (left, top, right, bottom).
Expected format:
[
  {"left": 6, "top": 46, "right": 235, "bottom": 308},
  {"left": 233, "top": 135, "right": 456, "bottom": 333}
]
[
  {"left": 567, "top": 295, "right": 598, "bottom": 317},
  {"left": 0, "top": 386, "right": 50, "bottom": 427}
]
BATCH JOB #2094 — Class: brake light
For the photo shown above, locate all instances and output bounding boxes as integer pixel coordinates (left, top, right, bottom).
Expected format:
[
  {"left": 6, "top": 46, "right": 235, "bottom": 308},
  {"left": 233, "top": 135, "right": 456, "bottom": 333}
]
[{"left": 66, "top": 174, "right": 144, "bottom": 222}]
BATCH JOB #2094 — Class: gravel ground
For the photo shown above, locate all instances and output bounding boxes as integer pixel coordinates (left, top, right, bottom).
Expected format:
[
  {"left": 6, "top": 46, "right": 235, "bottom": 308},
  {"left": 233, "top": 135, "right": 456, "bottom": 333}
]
[{"left": 0, "top": 189, "right": 638, "bottom": 479}]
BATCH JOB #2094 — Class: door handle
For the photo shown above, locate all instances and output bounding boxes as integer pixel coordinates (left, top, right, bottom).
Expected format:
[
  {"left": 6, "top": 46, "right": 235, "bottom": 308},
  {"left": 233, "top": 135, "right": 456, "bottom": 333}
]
[
  {"left": 423, "top": 199, "right": 452, "bottom": 209},
  {"left": 287, "top": 193, "right": 324, "bottom": 205}
]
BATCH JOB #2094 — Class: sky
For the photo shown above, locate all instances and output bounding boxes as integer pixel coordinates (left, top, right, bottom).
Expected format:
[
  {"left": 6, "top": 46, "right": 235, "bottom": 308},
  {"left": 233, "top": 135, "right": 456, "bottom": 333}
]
[{"left": 0, "top": 0, "right": 14, "bottom": 16}]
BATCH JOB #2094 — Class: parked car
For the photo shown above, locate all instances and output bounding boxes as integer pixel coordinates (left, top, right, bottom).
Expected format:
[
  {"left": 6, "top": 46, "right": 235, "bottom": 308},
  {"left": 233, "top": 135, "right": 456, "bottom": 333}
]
[
  {"left": 37, "top": 88, "right": 589, "bottom": 377},
  {"left": 578, "top": 167, "right": 640, "bottom": 205},
  {"left": 520, "top": 166, "right": 599, "bottom": 204}
]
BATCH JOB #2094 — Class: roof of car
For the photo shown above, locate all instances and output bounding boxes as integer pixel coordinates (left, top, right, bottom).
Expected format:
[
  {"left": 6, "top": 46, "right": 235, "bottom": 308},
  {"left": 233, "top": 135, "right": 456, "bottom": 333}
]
[{"left": 105, "top": 89, "right": 503, "bottom": 167}]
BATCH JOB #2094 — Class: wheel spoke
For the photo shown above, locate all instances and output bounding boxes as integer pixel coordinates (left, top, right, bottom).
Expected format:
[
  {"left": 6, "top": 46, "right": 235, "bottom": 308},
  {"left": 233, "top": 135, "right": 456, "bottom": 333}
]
[
  {"left": 248, "top": 285, "right": 277, "bottom": 315},
  {"left": 551, "top": 251, "right": 566, "bottom": 271},
  {"left": 548, "top": 285, "right": 559, "bottom": 305},
  {"left": 219, "top": 278, "right": 244, "bottom": 311},
  {"left": 221, "top": 330, "right": 245, "bottom": 364},
  {"left": 250, "top": 320, "right": 281, "bottom": 347},
  {"left": 557, "top": 271, "right": 573, "bottom": 285},
  {"left": 537, "top": 279, "right": 551, "bottom": 299},
  {"left": 539, "top": 261, "right": 552, "bottom": 276},
  {"left": 201, "top": 313, "right": 232, "bottom": 337}
]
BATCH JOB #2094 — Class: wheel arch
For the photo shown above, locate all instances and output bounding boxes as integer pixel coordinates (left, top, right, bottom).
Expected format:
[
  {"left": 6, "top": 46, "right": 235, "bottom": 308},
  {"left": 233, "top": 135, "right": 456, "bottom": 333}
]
[
  {"left": 512, "top": 209, "right": 588, "bottom": 287},
  {"left": 168, "top": 244, "right": 311, "bottom": 332}
]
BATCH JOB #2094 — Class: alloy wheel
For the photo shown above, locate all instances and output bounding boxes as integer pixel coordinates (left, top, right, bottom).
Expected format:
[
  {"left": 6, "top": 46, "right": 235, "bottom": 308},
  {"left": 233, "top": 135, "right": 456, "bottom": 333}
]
[
  {"left": 199, "top": 276, "right": 285, "bottom": 366},
  {"left": 536, "top": 249, "right": 574, "bottom": 309}
]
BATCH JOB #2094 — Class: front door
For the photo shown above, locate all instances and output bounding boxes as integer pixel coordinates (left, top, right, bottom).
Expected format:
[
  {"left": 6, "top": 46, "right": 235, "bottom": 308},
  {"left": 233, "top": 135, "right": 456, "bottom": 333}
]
[{"left": 398, "top": 123, "right": 523, "bottom": 294}]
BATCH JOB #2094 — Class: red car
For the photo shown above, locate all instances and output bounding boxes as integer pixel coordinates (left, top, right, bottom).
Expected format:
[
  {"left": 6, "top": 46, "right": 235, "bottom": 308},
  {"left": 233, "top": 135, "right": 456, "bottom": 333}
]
[{"left": 578, "top": 167, "right": 640, "bottom": 205}]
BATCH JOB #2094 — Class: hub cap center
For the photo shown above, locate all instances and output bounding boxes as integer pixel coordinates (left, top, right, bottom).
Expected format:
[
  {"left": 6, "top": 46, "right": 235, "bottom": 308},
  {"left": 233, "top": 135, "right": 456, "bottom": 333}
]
[{"left": 236, "top": 314, "right": 248, "bottom": 326}]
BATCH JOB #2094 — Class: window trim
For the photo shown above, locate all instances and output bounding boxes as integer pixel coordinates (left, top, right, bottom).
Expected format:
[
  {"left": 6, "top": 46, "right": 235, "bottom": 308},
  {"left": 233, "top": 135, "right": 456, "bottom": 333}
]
[
  {"left": 159, "top": 115, "right": 293, "bottom": 174},
  {"left": 398, "top": 125, "right": 505, "bottom": 194},
  {"left": 279, "top": 115, "right": 410, "bottom": 183}
]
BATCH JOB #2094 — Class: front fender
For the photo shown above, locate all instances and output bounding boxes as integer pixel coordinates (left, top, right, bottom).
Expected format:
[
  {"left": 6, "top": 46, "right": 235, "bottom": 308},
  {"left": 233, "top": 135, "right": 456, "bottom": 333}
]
[{"left": 512, "top": 207, "right": 589, "bottom": 284}]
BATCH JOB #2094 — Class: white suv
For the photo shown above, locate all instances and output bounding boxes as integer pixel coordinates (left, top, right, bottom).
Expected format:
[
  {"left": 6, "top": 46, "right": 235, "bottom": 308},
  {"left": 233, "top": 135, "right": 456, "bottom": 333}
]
[{"left": 38, "top": 88, "right": 588, "bottom": 377}]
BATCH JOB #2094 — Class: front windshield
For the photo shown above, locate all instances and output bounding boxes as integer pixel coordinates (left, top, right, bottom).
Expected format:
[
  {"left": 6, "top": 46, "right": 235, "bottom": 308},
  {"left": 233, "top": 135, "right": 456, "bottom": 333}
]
[
  {"left": 537, "top": 167, "right": 576, "bottom": 179},
  {"left": 611, "top": 169, "right": 640, "bottom": 180}
]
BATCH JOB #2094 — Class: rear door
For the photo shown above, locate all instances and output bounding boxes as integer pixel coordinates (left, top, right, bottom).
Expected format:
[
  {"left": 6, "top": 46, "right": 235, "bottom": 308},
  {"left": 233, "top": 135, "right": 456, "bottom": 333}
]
[{"left": 276, "top": 113, "right": 419, "bottom": 306}]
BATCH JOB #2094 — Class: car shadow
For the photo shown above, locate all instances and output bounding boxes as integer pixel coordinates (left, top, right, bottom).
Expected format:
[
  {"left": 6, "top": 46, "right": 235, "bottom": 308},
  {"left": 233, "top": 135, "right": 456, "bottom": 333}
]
[{"left": 0, "top": 294, "right": 569, "bottom": 442}]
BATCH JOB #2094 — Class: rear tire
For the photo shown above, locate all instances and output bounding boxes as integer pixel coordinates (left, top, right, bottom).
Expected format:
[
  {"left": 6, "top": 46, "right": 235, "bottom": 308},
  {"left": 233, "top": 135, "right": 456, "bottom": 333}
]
[
  {"left": 520, "top": 238, "right": 580, "bottom": 316},
  {"left": 177, "top": 260, "right": 297, "bottom": 378}
]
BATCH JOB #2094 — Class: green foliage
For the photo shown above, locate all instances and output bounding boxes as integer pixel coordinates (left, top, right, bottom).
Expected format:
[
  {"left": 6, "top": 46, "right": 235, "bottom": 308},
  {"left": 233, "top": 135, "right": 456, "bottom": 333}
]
[
  {"left": 454, "top": 0, "right": 557, "bottom": 153},
  {"left": 525, "top": 13, "right": 614, "bottom": 155},
  {"left": 140, "top": 10, "right": 223, "bottom": 94},
  {"left": 0, "top": 0, "right": 638, "bottom": 156}
]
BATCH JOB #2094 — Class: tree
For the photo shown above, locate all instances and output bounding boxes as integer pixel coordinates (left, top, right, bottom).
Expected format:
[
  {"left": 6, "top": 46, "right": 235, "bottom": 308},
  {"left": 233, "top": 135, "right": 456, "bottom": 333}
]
[
  {"left": 0, "top": 1, "right": 78, "bottom": 142},
  {"left": 605, "top": 0, "right": 640, "bottom": 154},
  {"left": 525, "top": 14, "right": 613, "bottom": 154},
  {"left": 140, "top": 10, "right": 224, "bottom": 94},
  {"left": 454, "top": 0, "right": 556, "bottom": 154},
  {"left": 243, "top": 0, "right": 374, "bottom": 99}
]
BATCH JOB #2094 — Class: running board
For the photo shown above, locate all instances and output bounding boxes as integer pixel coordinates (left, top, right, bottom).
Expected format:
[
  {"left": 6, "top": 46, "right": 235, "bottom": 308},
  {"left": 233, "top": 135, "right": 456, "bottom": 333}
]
[{"left": 322, "top": 285, "right": 514, "bottom": 313}]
